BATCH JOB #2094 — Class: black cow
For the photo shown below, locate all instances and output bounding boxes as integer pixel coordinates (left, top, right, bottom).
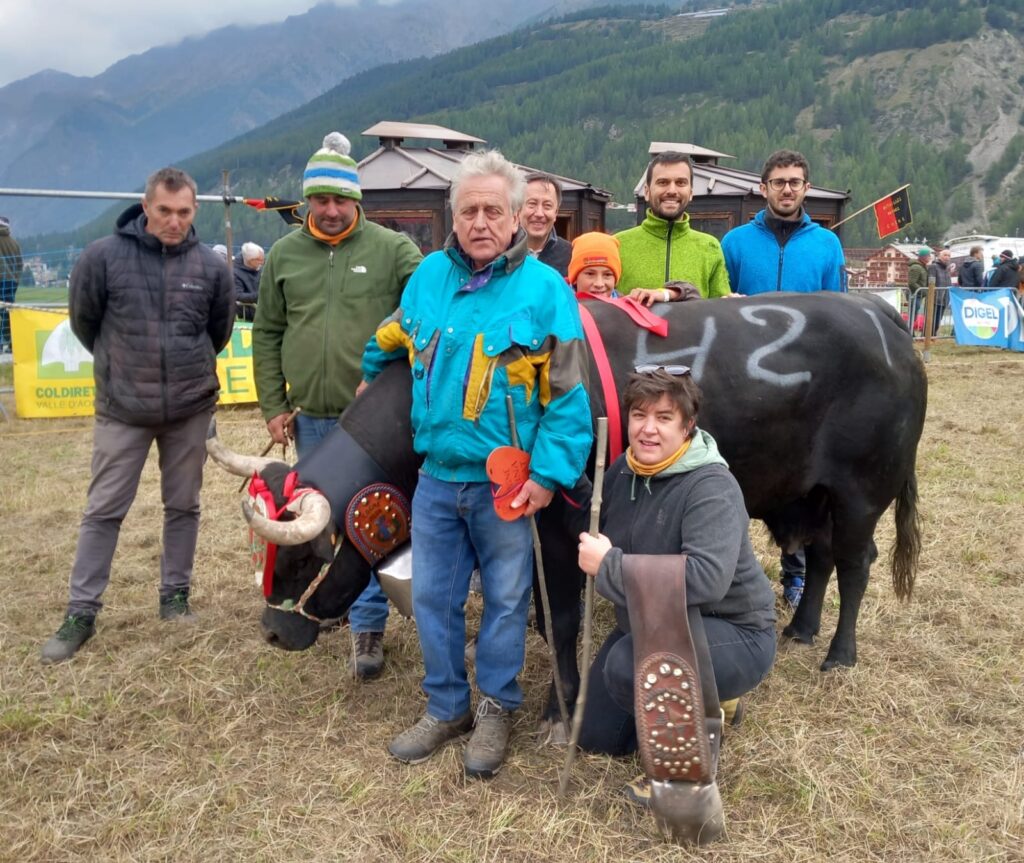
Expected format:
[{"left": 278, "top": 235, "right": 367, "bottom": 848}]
[{"left": 209, "top": 292, "right": 926, "bottom": 724}]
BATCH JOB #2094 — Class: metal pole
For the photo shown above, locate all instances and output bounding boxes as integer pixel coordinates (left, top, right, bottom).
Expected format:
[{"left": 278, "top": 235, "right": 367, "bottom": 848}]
[
  {"left": 222, "top": 170, "right": 234, "bottom": 278},
  {"left": 0, "top": 187, "right": 250, "bottom": 205}
]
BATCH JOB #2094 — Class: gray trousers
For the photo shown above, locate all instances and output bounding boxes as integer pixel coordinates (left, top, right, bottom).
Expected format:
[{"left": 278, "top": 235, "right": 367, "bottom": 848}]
[{"left": 66, "top": 410, "right": 212, "bottom": 616}]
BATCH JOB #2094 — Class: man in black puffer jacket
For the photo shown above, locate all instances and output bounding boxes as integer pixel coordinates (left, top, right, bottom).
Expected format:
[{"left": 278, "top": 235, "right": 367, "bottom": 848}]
[{"left": 41, "top": 167, "right": 234, "bottom": 664}]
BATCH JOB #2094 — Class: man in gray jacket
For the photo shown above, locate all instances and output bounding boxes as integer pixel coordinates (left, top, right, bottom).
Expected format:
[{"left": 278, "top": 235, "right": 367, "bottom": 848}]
[{"left": 41, "top": 167, "right": 234, "bottom": 664}]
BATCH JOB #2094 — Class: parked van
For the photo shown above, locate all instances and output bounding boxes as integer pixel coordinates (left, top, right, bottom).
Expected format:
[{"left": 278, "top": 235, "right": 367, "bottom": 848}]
[{"left": 945, "top": 234, "right": 1024, "bottom": 263}]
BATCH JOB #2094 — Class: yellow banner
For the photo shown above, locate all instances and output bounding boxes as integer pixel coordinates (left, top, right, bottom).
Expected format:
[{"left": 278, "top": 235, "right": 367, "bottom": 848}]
[{"left": 9, "top": 307, "right": 257, "bottom": 418}]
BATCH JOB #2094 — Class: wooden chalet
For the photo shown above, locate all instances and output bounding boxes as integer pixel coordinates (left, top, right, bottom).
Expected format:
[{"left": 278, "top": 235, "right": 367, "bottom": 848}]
[
  {"left": 357, "top": 121, "right": 611, "bottom": 253},
  {"left": 632, "top": 142, "right": 850, "bottom": 240}
]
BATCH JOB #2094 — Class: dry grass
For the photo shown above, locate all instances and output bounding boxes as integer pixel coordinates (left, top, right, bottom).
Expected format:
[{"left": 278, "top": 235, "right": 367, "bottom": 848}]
[{"left": 1, "top": 342, "right": 1022, "bottom": 862}]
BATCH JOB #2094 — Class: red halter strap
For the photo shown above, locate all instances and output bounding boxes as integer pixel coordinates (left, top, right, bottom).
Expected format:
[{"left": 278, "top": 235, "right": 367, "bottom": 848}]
[
  {"left": 248, "top": 470, "right": 316, "bottom": 599},
  {"left": 576, "top": 301, "right": 623, "bottom": 464}
]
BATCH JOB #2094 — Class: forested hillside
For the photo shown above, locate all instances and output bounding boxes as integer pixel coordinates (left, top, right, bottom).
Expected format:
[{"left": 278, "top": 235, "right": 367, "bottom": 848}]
[{"left": 39, "top": 0, "right": 1024, "bottom": 251}]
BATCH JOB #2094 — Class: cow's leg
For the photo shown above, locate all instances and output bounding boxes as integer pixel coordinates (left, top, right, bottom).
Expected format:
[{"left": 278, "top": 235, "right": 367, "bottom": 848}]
[
  {"left": 533, "top": 503, "right": 584, "bottom": 742},
  {"left": 820, "top": 508, "right": 881, "bottom": 671},
  {"left": 781, "top": 539, "right": 833, "bottom": 645}
]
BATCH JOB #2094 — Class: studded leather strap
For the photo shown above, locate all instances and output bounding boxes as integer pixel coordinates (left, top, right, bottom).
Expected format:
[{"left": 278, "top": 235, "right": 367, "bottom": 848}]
[{"left": 622, "top": 554, "right": 721, "bottom": 785}]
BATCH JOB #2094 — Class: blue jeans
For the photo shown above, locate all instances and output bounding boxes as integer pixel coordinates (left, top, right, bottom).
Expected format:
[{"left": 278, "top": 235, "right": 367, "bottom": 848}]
[
  {"left": 293, "top": 412, "right": 389, "bottom": 632},
  {"left": 411, "top": 473, "right": 534, "bottom": 721}
]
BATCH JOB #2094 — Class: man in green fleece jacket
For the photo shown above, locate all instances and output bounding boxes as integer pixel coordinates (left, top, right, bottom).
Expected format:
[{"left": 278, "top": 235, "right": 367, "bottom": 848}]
[
  {"left": 253, "top": 131, "right": 422, "bottom": 679},
  {"left": 616, "top": 152, "right": 730, "bottom": 299}
]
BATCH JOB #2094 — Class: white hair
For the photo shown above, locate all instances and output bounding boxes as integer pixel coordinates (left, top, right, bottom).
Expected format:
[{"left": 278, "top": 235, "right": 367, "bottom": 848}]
[
  {"left": 211, "top": 244, "right": 228, "bottom": 258},
  {"left": 450, "top": 149, "right": 526, "bottom": 214},
  {"left": 241, "top": 242, "right": 264, "bottom": 265}
]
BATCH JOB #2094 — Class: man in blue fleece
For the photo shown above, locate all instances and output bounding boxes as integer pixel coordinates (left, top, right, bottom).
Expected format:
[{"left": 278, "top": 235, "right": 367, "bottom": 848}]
[
  {"left": 722, "top": 149, "right": 846, "bottom": 296},
  {"left": 721, "top": 149, "right": 845, "bottom": 609}
]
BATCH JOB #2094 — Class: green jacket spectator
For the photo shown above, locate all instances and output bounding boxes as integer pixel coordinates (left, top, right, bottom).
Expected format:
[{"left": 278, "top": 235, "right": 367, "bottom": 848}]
[{"left": 616, "top": 211, "right": 730, "bottom": 298}]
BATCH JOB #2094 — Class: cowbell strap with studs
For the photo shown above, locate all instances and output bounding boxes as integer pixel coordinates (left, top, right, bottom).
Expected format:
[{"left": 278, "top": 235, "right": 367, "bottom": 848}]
[
  {"left": 623, "top": 554, "right": 721, "bottom": 785},
  {"left": 344, "top": 483, "right": 411, "bottom": 566}
]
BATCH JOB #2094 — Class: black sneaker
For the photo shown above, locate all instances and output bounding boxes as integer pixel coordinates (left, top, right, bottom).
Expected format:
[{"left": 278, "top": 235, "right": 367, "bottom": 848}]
[
  {"left": 40, "top": 614, "right": 96, "bottom": 664},
  {"left": 159, "top": 590, "right": 197, "bottom": 621}
]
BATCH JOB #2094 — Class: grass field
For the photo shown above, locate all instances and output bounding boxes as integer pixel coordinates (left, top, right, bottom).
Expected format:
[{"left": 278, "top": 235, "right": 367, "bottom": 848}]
[{"left": 1, "top": 341, "right": 1022, "bottom": 862}]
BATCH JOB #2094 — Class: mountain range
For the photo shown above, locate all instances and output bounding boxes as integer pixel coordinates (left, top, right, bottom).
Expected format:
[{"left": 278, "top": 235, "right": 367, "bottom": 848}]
[
  {"left": 12, "top": 0, "right": 1024, "bottom": 250},
  {"left": 0, "top": 0, "right": 654, "bottom": 235}
]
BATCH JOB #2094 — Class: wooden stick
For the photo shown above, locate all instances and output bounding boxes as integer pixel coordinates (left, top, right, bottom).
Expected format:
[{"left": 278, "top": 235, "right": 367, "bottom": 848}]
[
  {"left": 559, "top": 417, "right": 608, "bottom": 795},
  {"left": 505, "top": 395, "right": 571, "bottom": 737},
  {"left": 923, "top": 277, "right": 936, "bottom": 363}
]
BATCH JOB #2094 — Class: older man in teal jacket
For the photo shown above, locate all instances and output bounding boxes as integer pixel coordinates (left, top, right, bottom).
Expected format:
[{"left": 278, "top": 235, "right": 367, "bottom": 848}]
[{"left": 362, "top": 150, "right": 592, "bottom": 779}]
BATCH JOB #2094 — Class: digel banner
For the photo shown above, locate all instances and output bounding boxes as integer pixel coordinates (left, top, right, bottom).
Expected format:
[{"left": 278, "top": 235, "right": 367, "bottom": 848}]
[
  {"left": 950, "top": 288, "right": 1024, "bottom": 353},
  {"left": 9, "top": 307, "right": 257, "bottom": 418}
]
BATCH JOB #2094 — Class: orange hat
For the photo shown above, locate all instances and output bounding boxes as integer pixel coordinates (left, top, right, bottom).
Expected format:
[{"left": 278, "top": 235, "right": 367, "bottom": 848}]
[{"left": 568, "top": 232, "right": 622, "bottom": 286}]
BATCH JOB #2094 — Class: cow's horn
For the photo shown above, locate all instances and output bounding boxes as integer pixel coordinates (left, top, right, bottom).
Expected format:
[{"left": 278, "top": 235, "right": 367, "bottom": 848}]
[
  {"left": 206, "top": 418, "right": 287, "bottom": 477},
  {"left": 242, "top": 491, "right": 332, "bottom": 545}
]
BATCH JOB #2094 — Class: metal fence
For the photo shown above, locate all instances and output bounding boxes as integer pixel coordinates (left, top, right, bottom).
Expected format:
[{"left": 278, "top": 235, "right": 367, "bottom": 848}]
[{"left": 848, "top": 284, "right": 954, "bottom": 339}]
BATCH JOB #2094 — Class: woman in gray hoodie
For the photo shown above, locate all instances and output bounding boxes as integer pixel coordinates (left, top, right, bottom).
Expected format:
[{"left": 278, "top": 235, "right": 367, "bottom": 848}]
[{"left": 576, "top": 367, "right": 776, "bottom": 776}]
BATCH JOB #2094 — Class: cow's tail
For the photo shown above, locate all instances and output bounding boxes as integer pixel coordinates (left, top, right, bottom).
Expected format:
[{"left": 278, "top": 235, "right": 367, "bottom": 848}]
[{"left": 890, "top": 471, "right": 920, "bottom": 601}]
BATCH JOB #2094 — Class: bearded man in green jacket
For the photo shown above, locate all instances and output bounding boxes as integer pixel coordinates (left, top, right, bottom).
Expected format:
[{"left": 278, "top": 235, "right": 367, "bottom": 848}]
[
  {"left": 253, "top": 131, "right": 422, "bottom": 679},
  {"left": 616, "top": 151, "right": 730, "bottom": 300}
]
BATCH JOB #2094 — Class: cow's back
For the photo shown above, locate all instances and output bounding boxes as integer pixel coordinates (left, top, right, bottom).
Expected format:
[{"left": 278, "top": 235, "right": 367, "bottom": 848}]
[{"left": 589, "top": 292, "right": 927, "bottom": 519}]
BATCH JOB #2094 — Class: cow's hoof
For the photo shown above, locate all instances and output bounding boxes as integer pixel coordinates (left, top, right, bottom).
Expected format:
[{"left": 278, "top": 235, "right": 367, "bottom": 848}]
[
  {"left": 535, "top": 716, "right": 570, "bottom": 746},
  {"left": 781, "top": 623, "right": 814, "bottom": 645},
  {"left": 820, "top": 655, "right": 856, "bottom": 672}
]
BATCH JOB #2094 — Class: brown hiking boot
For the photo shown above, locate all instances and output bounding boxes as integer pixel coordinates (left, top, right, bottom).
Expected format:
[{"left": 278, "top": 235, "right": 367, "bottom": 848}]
[
  {"left": 388, "top": 711, "right": 473, "bottom": 764},
  {"left": 463, "top": 696, "right": 513, "bottom": 779},
  {"left": 350, "top": 630, "right": 385, "bottom": 680}
]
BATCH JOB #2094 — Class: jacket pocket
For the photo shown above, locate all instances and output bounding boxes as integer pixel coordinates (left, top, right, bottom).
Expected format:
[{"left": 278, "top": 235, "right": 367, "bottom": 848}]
[
  {"left": 464, "top": 319, "right": 539, "bottom": 421},
  {"left": 409, "top": 320, "right": 439, "bottom": 411}
]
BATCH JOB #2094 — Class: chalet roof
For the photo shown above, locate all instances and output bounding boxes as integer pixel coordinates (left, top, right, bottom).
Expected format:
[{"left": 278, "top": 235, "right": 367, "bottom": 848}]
[
  {"left": 362, "top": 121, "right": 485, "bottom": 149},
  {"left": 357, "top": 123, "right": 610, "bottom": 198},
  {"left": 890, "top": 243, "right": 930, "bottom": 259},
  {"left": 632, "top": 159, "right": 849, "bottom": 202},
  {"left": 648, "top": 141, "right": 734, "bottom": 163}
]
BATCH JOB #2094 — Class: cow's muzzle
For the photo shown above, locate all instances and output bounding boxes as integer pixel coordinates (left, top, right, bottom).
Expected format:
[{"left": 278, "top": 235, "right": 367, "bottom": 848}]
[{"left": 260, "top": 605, "right": 320, "bottom": 651}]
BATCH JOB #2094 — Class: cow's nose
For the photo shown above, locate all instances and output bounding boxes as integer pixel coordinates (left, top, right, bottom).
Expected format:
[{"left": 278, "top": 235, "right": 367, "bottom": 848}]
[{"left": 263, "top": 629, "right": 281, "bottom": 646}]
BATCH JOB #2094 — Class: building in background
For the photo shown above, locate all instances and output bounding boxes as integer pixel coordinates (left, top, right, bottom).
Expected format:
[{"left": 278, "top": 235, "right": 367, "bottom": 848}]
[{"left": 357, "top": 122, "right": 610, "bottom": 253}]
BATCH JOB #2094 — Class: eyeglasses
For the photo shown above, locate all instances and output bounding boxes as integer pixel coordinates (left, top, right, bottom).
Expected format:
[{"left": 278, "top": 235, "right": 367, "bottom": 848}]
[
  {"left": 634, "top": 364, "right": 691, "bottom": 376},
  {"left": 765, "top": 178, "right": 807, "bottom": 191}
]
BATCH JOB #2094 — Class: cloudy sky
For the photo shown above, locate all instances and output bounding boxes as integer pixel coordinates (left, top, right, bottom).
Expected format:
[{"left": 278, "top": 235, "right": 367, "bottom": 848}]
[{"left": 0, "top": 0, "right": 349, "bottom": 88}]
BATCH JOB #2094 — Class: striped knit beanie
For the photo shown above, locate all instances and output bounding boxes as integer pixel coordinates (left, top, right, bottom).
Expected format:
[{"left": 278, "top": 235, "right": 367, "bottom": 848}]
[{"left": 303, "top": 132, "right": 362, "bottom": 200}]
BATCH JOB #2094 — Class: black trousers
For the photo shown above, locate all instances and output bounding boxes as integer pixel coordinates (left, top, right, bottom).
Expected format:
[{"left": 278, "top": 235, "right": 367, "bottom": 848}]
[{"left": 577, "top": 621, "right": 776, "bottom": 757}]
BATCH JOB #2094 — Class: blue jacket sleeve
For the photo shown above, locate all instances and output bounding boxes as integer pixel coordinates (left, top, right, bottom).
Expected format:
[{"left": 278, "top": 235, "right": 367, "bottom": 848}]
[{"left": 527, "top": 297, "right": 593, "bottom": 490}]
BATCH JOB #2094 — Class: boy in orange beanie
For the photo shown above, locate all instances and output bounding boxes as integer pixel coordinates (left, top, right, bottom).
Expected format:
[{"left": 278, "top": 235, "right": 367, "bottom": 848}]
[{"left": 568, "top": 232, "right": 622, "bottom": 297}]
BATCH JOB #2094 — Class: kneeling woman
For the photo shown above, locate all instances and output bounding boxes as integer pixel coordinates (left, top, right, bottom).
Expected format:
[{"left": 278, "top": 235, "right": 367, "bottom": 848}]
[{"left": 577, "top": 367, "right": 776, "bottom": 770}]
